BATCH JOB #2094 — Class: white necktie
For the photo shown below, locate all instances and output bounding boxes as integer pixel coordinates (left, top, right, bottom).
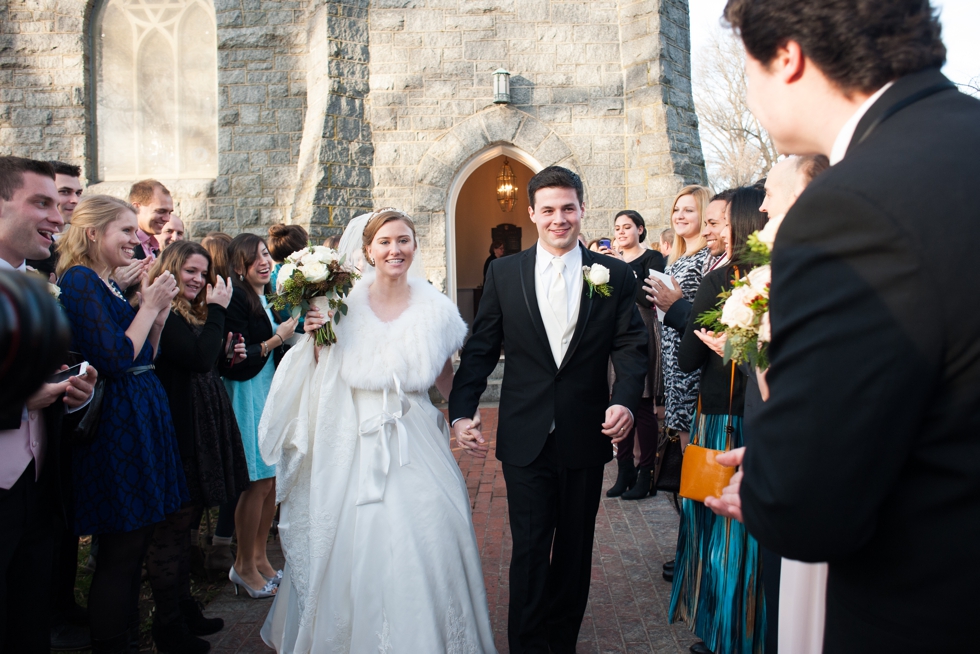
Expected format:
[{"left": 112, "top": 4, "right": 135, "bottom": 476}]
[{"left": 549, "top": 256, "right": 567, "bottom": 330}]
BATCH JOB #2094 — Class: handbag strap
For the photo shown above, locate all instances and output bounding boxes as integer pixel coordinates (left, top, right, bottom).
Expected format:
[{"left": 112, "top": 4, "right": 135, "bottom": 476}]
[
  {"left": 724, "top": 265, "right": 740, "bottom": 439},
  {"left": 725, "top": 361, "right": 736, "bottom": 438}
]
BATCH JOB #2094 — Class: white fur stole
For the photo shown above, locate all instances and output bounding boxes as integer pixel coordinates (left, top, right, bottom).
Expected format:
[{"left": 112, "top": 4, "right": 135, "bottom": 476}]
[{"left": 335, "top": 277, "right": 467, "bottom": 392}]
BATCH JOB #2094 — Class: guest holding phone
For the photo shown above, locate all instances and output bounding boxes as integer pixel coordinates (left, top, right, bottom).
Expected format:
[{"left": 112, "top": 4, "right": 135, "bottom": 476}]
[
  {"left": 220, "top": 234, "right": 297, "bottom": 598},
  {"left": 56, "top": 195, "right": 187, "bottom": 653},
  {"left": 150, "top": 242, "right": 251, "bottom": 651}
]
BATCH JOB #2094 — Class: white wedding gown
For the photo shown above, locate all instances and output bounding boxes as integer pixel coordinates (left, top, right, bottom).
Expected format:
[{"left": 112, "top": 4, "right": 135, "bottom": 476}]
[{"left": 257, "top": 277, "right": 497, "bottom": 653}]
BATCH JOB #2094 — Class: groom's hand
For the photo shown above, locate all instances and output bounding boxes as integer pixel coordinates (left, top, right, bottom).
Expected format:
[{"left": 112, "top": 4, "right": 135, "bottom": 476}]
[
  {"left": 601, "top": 404, "right": 633, "bottom": 444},
  {"left": 453, "top": 415, "right": 488, "bottom": 459}
]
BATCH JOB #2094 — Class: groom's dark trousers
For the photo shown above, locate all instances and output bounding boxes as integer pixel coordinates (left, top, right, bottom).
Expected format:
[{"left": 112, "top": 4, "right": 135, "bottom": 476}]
[
  {"left": 450, "top": 245, "right": 648, "bottom": 654},
  {"left": 502, "top": 432, "right": 604, "bottom": 654}
]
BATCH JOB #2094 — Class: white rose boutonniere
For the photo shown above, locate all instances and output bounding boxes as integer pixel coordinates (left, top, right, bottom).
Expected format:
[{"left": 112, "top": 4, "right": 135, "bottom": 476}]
[
  {"left": 49, "top": 283, "right": 62, "bottom": 300},
  {"left": 582, "top": 264, "right": 613, "bottom": 298}
]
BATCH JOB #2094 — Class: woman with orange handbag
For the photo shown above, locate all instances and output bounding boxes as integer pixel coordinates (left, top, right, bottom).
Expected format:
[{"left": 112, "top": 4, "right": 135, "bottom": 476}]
[{"left": 668, "top": 185, "right": 768, "bottom": 654}]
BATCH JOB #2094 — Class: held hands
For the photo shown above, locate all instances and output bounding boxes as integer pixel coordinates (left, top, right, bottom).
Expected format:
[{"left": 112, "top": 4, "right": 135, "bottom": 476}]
[
  {"left": 703, "top": 447, "right": 745, "bottom": 523},
  {"left": 453, "top": 412, "right": 488, "bottom": 459},
  {"left": 206, "top": 276, "right": 234, "bottom": 308},
  {"left": 601, "top": 404, "right": 633, "bottom": 444},
  {"left": 694, "top": 329, "right": 727, "bottom": 358},
  {"left": 643, "top": 274, "right": 682, "bottom": 312}
]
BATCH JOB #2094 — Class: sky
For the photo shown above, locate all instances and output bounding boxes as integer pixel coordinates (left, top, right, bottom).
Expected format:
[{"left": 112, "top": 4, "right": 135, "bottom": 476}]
[{"left": 689, "top": 0, "right": 980, "bottom": 89}]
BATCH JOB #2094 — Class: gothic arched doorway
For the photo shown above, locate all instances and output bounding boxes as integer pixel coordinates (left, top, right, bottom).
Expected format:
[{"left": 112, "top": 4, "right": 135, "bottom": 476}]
[{"left": 447, "top": 145, "right": 540, "bottom": 326}]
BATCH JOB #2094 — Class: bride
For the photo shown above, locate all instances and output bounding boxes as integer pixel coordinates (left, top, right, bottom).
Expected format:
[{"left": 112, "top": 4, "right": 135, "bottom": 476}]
[{"left": 257, "top": 209, "right": 496, "bottom": 653}]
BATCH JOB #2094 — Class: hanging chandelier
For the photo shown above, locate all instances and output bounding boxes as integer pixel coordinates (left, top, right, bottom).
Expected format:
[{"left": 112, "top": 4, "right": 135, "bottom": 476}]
[{"left": 496, "top": 158, "right": 516, "bottom": 212}]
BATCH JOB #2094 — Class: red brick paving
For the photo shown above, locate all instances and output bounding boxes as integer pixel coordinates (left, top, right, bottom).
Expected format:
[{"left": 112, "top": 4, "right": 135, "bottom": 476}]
[{"left": 203, "top": 408, "right": 696, "bottom": 653}]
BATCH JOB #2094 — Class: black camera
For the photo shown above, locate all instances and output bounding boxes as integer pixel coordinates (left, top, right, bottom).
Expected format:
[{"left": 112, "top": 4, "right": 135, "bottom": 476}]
[{"left": 0, "top": 271, "right": 71, "bottom": 419}]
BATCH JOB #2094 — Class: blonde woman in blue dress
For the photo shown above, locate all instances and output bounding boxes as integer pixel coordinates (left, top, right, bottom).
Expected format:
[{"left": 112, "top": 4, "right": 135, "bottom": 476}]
[{"left": 258, "top": 210, "right": 496, "bottom": 653}]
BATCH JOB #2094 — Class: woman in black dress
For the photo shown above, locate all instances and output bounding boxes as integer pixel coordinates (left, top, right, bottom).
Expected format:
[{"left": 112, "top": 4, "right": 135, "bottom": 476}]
[
  {"left": 603, "top": 210, "right": 667, "bottom": 499},
  {"left": 148, "top": 241, "right": 252, "bottom": 652}
]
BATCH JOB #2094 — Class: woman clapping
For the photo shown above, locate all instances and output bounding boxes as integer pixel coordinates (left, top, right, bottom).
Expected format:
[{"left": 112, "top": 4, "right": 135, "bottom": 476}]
[
  {"left": 150, "top": 242, "right": 251, "bottom": 651},
  {"left": 56, "top": 195, "right": 187, "bottom": 654}
]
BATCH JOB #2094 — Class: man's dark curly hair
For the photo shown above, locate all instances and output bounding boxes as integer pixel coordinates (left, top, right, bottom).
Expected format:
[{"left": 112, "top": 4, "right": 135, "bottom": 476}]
[{"left": 723, "top": 0, "right": 946, "bottom": 94}]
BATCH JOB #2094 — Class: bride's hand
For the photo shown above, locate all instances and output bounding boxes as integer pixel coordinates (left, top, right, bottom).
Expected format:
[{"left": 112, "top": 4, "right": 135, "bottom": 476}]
[
  {"left": 453, "top": 416, "right": 488, "bottom": 459},
  {"left": 304, "top": 306, "right": 336, "bottom": 334},
  {"left": 305, "top": 307, "right": 325, "bottom": 333}
]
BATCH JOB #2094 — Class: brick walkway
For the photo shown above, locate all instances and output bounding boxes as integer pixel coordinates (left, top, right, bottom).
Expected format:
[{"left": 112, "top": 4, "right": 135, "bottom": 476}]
[{"left": 202, "top": 408, "right": 698, "bottom": 653}]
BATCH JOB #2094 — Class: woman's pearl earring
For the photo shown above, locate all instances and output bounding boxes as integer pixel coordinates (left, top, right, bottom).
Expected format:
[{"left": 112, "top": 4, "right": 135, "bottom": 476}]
[{"left": 239, "top": 274, "right": 244, "bottom": 282}]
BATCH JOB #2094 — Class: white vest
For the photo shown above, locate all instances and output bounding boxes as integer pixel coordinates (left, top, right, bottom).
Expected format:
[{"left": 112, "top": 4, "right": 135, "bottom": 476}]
[{"left": 536, "top": 264, "right": 582, "bottom": 367}]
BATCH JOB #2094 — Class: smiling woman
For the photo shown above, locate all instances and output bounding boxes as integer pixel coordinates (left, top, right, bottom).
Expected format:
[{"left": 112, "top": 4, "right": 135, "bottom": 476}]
[{"left": 53, "top": 194, "right": 189, "bottom": 651}]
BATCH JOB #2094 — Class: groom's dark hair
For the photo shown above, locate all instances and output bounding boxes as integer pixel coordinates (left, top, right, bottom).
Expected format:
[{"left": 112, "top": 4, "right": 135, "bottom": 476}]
[
  {"left": 724, "top": 0, "right": 946, "bottom": 94},
  {"left": 527, "top": 166, "right": 584, "bottom": 209}
]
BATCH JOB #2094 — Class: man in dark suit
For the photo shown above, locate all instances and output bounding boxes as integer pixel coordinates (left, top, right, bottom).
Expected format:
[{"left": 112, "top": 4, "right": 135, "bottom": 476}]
[
  {"left": 0, "top": 156, "right": 97, "bottom": 653},
  {"left": 449, "top": 166, "right": 648, "bottom": 654},
  {"left": 705, "top": 1, "right": 980, "bottom": 651}
]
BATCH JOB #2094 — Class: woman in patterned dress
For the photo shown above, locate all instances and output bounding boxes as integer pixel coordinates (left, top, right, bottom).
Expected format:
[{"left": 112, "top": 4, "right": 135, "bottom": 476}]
[
  {"left": 56, "top": 195, "right": 187, "bottom": 654},
  {"left": 660, "top": 185, "right": 712, "bottom": 449}
]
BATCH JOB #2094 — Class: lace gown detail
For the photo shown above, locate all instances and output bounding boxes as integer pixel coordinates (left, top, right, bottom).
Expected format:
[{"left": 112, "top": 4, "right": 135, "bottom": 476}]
[
  {"left": 59, "top": 266, "right": 187, "bottom": 534},
  {"left": 258, "top": 278, "right": 497, "bottom": 653}
]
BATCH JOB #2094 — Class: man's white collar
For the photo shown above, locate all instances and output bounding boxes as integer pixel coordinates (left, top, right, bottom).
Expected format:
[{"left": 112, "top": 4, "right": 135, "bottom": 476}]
[
  {"left": 829, "top": 82, "right": 894, "bottom": 165},
  {"left": 0, "top": 257, "right": 25, "bottom": 272},
  {"left": 535, "top": 241, "right": 582, "bottom": 272}
]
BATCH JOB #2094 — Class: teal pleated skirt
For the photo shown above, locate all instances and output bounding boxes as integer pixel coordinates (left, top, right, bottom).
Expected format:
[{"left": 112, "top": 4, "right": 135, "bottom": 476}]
[{"left": 668, "top": 411, "right": 766, "bottom": 654}]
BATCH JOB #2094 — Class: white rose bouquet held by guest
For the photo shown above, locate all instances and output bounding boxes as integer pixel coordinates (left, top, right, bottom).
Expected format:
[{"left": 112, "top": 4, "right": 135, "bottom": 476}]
[
  {"left": 696, "top": 215, "right": 783, "bottom": 370},
  {"left": 268, "top": 245, "right": 359, "bottom": 346}
]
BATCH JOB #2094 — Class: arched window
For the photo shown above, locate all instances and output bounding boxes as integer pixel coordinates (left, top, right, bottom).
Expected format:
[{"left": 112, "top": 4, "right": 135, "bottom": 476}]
[{"left": 93, "top": 0, "right": 218, "bottom": 181}]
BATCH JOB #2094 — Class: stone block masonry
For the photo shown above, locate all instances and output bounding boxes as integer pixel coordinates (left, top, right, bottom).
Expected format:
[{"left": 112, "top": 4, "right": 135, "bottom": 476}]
[{"left": 0, "top": 0, "right": 705, "bottom": 275}]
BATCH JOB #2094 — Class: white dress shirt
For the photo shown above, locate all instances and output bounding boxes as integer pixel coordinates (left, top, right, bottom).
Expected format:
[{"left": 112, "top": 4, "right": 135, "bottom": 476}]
[{"left": 829, "top": 82, "right": 894, "bottom": 165}]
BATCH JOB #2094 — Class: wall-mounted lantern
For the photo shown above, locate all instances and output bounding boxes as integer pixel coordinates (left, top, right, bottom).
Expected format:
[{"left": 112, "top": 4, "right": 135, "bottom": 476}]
[
  {"left": 496, "top": 158, "right": 516, "bottom": 212},
  {"left": 493, "top": 68, "right": 511, "bottom": 104}
]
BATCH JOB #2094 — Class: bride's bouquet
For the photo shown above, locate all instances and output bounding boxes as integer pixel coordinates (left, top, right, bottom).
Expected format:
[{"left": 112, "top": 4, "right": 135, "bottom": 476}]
[
  {"left": 268, "top": 245, "right": 360, "bottom": 346},
  {"left": 697, "top": 215, "right": 783, "bottom": 370}
]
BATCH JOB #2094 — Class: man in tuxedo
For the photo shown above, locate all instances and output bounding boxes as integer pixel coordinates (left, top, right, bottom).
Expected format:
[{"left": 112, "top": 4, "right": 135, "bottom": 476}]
[
  {"left": 129, "top": 178, "right": 173, "bottom": 261},
  {"left": 449, "top": 166, "right": 648, "bottom": 654},
  {"left": 705, "top": 1, "right": 980, "bottom": 651},
  {"left": 0, "top": 156, "right": 97, "bottom": 653}
]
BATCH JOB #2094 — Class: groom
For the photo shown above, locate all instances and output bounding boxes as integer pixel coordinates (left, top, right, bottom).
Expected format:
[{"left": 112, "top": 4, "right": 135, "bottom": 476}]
[{"left": 450, "top": 166, "right": 648, "bottom": 654}]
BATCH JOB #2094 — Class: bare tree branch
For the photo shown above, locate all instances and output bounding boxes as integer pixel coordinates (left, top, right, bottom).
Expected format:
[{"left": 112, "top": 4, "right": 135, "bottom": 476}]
[{"left": 693, "top": 32, "right": 779, "bottom": 190}]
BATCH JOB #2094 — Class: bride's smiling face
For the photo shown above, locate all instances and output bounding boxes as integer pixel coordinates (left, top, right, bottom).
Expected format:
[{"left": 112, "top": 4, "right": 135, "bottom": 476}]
[{"left": 368, "top": 219, "right": 416, "bottom": 278}]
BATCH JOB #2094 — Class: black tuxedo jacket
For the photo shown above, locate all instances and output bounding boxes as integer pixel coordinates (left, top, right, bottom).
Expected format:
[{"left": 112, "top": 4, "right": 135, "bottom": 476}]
[
  {"left": 741, "top": 69, "right": 980, "bottom": 652},
  {"left": 449, "top": 244, "right": 648, "bottom": 469}
]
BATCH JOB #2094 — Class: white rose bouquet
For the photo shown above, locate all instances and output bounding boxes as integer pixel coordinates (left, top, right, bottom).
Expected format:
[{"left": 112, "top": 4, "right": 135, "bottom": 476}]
[
  {"left": 268, "top": 245, "right": 359, "bottom": 346},
  {"left": 696, "top": 216, "right": 783, "bottom": 370}
]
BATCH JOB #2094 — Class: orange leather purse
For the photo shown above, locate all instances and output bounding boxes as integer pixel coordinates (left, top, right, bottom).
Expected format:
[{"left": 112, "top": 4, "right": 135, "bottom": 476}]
[{"left": 679, "top": 362, "right": 738, "bottom": 503}]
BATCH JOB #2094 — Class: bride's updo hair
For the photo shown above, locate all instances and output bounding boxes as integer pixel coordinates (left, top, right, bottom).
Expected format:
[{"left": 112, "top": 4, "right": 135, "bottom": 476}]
[{"left": 361, "top": 209, "right": 417, "bottom": 264}]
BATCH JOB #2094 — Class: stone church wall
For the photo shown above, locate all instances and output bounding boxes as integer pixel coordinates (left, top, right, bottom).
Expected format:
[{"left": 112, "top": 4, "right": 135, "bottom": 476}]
[{"left": 0, "top": 0, "right": 705, "bottom": 271}]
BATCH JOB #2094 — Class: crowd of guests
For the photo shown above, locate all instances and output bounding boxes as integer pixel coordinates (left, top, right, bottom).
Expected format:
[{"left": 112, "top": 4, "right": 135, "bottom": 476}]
[
  {"left": 584, "top": 156, "right": 829, "bottom": 654},
  {"left": 0, "top": 156, "right": 316, "bottom": 654},
  {"left": 1, "top": 151, "right": 826, "bottom": 654}
]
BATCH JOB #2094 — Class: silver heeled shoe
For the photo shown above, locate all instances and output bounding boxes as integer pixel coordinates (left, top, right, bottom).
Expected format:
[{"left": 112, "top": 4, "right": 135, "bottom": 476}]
[
  {"left": 229, "top": 566, "right": 277, "bottom": 599},
  {"left": 262, "top": 569, "right": 284, "bottom": 586}
]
